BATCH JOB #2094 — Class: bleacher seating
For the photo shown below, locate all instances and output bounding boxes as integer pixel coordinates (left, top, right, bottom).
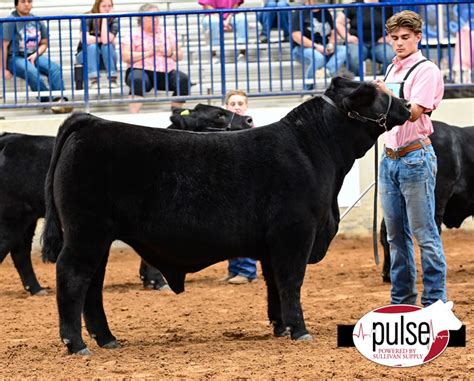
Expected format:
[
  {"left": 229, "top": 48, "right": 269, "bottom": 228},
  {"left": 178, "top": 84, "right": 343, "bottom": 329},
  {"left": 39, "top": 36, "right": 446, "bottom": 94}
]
[{"left": 0, "top": 0, "right": 312, "bottom": 113}]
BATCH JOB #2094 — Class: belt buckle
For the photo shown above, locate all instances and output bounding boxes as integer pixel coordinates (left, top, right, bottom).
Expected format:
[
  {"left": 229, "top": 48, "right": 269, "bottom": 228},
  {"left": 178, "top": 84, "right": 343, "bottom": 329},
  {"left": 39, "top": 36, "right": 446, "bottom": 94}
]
[{"left": 386, "top": 148, "right": 398, "bottom": 160}]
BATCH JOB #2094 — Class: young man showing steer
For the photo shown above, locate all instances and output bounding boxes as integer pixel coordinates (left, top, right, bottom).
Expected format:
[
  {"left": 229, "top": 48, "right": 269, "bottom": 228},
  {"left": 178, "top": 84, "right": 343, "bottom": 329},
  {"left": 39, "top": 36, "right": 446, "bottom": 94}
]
[{"left": 374, "top": 11, "right": 446, "bottom": 307}]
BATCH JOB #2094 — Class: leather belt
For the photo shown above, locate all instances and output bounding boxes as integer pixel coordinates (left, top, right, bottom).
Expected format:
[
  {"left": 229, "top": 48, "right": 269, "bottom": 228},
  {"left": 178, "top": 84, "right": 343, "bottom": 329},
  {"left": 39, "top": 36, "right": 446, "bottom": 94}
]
[{"left": 385, "top": 138, "right": 431, "bottom": 160}]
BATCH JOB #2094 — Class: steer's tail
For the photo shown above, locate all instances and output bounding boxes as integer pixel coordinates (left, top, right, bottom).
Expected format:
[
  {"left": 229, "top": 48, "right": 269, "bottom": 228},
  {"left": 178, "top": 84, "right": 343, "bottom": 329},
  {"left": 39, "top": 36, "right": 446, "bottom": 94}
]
[{"left": 42, "top": 113, "right": 90, "bottom": 263}]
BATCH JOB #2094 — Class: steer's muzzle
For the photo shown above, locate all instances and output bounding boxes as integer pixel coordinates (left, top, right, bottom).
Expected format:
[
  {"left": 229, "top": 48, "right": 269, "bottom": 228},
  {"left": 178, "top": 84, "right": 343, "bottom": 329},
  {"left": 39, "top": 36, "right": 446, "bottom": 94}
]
[{"left": 245, "top": 117, "right": 253, "bottom": 127}]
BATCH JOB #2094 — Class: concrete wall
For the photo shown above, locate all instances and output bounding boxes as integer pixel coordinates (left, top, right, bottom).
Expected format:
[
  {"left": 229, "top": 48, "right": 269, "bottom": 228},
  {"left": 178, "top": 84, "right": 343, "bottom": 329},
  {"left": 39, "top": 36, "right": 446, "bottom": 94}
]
[{"left": 1, "top": 97, "right": 473, "bottom": 242}]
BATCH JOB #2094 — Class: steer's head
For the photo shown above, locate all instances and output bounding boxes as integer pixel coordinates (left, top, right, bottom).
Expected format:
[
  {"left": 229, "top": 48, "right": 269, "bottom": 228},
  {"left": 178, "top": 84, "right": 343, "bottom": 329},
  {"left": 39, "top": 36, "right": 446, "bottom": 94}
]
[
  {"left": 169, "top": 104, "right": 253, "bottom": 132},
  {"left": 326, "top": 76, "right": 411, "bottom": 131}
]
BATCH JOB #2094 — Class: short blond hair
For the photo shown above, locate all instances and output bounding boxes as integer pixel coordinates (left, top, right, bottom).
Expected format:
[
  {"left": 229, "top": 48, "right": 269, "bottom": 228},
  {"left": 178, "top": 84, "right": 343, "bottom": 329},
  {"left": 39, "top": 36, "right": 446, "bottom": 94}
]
[
  {"left": 386, "top": 10, "right": 423, "bottom": 35},
  {"left": 224, "top": 90, "right": 248, "bottom": 105}
]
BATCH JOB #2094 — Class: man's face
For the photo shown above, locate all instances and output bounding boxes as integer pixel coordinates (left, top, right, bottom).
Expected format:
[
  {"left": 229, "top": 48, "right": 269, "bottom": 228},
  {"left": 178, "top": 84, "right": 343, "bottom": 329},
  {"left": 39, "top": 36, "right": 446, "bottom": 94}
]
[
  {"left": 16, "top": 0, "right": 33, "bottom": 16},
  {"left": 390, "top": 26, "right": 421, "bottom": 60}
]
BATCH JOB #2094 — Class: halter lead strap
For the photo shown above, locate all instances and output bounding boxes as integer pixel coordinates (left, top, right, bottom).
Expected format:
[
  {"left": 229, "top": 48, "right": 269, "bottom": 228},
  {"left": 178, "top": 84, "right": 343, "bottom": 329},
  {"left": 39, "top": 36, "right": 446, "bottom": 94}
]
[{"left": 321, "top": 93, "right": 392, "bottom": 131}]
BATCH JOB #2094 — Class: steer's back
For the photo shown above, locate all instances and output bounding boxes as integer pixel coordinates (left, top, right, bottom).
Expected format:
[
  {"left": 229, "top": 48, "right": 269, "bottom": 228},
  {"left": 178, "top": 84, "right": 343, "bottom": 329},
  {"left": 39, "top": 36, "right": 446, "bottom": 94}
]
[{"left": 51, "top": 115, "right": 322, "bottom": 262}]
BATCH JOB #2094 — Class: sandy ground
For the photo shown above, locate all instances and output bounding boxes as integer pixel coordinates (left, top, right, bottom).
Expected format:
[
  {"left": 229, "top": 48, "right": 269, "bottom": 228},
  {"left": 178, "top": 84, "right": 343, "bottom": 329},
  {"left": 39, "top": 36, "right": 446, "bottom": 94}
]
[{"left": 0, "top": 230, "right": 472, "bottom": 379}]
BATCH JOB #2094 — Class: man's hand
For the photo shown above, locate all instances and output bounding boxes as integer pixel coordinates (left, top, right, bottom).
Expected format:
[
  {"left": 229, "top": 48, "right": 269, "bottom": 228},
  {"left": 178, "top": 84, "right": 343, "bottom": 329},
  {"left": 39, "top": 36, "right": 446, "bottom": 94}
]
[
  {"left": 347, "top": 35, "right": 358, "bottom": 44},
  {"left": 373, "top": 79, "right": 391, "bottom": 95},
  {"left": 3, "top": 69, "right": 13, "bottom": 80},
  {"left": 27, "top": 52, "right": 38, "bottom": 65}
]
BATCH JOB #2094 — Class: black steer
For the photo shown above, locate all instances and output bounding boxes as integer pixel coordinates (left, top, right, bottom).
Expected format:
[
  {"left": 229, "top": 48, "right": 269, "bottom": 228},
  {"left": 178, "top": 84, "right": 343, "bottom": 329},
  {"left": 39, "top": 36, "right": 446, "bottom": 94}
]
[
  {"left": 0, "top": 104, "right": 251, "bottom": 295},
  {"left": 42, "top": 77, "right": 411, "bottom": 355},
  {"left": 381, "top": 122, "right": 474, "bottom": 282}
]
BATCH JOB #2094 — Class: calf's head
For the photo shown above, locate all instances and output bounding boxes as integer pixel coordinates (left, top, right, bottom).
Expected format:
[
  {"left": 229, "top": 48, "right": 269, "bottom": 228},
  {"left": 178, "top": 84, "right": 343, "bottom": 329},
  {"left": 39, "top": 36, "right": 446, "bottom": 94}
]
[
  {"left": 327, "top": 76, "right": 411, "bottom": 131},
  {"left": 169, "top": 104, "right": 253, "bottom": 132}
]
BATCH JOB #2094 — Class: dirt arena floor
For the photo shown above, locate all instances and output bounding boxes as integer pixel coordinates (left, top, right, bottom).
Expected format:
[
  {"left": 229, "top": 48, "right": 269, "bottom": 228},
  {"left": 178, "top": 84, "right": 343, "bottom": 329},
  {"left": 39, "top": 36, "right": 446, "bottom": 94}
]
[{"left": 0, "top": 229, "right": 472, "bottom": 379}]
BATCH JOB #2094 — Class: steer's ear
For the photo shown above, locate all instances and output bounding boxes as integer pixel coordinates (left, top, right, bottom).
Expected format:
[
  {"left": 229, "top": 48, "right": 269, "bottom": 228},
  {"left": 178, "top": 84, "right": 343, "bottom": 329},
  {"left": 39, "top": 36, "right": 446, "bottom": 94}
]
[{"left": 343, "top": 83, "right": 378, "bottom": 110}]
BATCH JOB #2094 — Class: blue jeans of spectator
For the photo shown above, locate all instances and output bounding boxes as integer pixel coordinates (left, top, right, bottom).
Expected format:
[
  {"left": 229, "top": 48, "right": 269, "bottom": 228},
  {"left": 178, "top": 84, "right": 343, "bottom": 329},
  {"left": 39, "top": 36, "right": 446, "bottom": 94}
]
[
  {"left": 125, "top": 68, "right": 190, "bottom": 97},
  {"left": 259, "top": 0, "right": 290, "bottom": 39},
  {"left": 379, "top": 144, "right": 447, "bottom": 307},
  {"left": 76, "top": 43, "right": 118, "bottom": 80},
  {"left": 228, "top": 258, "right": 257, "bottom": 280},
  {"left": 201, "top": 13, "right": 248, "bottom": 47},
  {"left": 347, "top": 42, "right": 395, "bottom": 76},
  {"left": 7, "top": 54, "right": 64, "bottom": 101},
  {"left": 292, "top": 45, "right": 346, "bottom": 89}
]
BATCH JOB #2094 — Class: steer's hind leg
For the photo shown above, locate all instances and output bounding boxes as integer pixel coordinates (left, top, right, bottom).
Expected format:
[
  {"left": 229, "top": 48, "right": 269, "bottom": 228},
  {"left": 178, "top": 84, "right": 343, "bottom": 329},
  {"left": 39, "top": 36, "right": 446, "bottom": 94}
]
[
  {"left": 83, "top": 250, "right": 119, "bottom": 349},
  {"left": 56, "top": 238, "right": 110, "bottom": 355},
  {"left": 139, "top": 259, "right": 169, "bottom": 290},
  {"left": 10, "top": 223, "right": 44, "bottom": 295},
  {"left": 261, "top": 259, "right": 288, "bottom": 337}
]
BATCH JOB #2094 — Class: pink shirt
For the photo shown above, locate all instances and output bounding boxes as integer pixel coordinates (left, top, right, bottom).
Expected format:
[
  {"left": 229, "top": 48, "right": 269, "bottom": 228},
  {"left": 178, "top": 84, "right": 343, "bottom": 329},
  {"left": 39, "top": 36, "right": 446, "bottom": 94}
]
[
  {"left": 122, "top": 26, "right": 178, "bottom": 72},
  {"left": 384, "top": 50, "right": 444, "bottom": 149},
  {"left": 198, "top": 0, "right": 244, "bottom": 19}
]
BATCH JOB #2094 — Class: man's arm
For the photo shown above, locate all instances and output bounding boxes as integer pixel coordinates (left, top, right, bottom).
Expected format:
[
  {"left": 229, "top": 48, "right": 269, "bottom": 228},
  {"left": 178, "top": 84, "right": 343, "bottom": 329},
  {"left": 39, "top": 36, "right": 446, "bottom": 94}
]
[{"left": 1, "top": 40, "right": 12, "bottom": 79}]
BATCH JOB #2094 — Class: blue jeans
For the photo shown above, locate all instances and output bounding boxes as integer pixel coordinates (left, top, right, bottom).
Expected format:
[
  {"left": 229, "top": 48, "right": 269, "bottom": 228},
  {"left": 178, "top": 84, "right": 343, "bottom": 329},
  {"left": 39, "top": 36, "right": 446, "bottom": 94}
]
[
  {"left": 259, "top": 0, "right": 290, "bottom": 39},
  {"left": 228, "top": 258, "right": 257, "bottom": 280},
  {"left": 379, "top": 144, "right": 447, "bottom": 307},
  {"left": 347, "top": 42, "right": 395, "bottom": 76},
  {"left": 292, "top": 45, "right": 346, "bottom": 88},
  {"left": 7, "top": 54, "right": 64, "bottom": 98},
  {"left": 76, "top": 43, "right": 118, "bottom": 79},
  {"left": 201, "top": 13, "right": 248, "bottom": 47}
]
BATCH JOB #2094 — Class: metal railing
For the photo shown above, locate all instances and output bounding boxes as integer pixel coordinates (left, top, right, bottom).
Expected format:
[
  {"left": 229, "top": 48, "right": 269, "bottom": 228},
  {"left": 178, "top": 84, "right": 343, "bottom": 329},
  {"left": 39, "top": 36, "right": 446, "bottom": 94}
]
[{"left": 0, "top": 0, "right": 472, "bottom": 111}]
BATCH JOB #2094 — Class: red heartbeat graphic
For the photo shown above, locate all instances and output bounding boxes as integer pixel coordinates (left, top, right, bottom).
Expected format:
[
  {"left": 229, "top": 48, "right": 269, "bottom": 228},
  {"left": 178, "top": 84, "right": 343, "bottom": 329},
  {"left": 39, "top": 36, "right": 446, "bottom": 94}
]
[{"left": 352, "top": 324, "right": 371, "bottom": 340}]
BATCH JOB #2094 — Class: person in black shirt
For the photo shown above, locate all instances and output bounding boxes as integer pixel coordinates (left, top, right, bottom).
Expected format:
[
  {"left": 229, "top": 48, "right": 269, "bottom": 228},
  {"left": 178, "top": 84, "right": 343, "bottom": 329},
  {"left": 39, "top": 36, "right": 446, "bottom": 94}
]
[
  {"left": 291, "top": 0, "right": 346, "bottom": 90},
  {"left": 335, "top": 0, "right": 395, "bottom": 76}
]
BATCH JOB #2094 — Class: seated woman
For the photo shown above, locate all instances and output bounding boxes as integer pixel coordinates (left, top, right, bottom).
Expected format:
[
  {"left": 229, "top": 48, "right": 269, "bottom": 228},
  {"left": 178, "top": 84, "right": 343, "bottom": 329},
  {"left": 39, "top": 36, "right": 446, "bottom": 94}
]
[
  {"left": 76, "top": 0, "right": 119, "bottom": 89},
  {"left": 121, "top": 3, "right": 191, "bottom": 113},
  {"left": 1, "top": 0, "right": 72, "bottom": 113},
  {"left": 291, "top": 0, "right": 346, "bottom": 90}
]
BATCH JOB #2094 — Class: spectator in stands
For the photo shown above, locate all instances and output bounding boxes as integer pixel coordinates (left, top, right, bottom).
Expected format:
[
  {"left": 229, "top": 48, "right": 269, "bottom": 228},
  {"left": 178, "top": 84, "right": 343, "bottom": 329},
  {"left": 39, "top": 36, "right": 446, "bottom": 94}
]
[
  {"left": 199, "top": 0, "right": 249, "bottom": 62},
  {"left": 76, "top": 0, "right": 119, "bottom": 89},
  {"left": 335, "top": 0, "right": 395, "bottom": 77},
  {"left": 258, "top": 0, "right": 290, "bottom": 44},
  {"left": 221, "top": 89, "right": 258, "bottom": 285},
  {"left": 121, "top": 3, "right": 190, "bottom": 113},
  {"left": 291, "top": 0, "right": 346, "bottom": 90},
  {"left": 1, "top": 0, "right": 72, "bottom": 113}
]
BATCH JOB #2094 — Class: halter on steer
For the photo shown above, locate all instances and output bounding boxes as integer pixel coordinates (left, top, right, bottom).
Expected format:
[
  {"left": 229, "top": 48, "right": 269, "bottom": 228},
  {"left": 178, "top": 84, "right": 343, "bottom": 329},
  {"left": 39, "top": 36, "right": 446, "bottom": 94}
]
[
  {"left": 321, "top": 93, "right": 393, "bottom": 131},
  {"left": 320, "top": 91, "right": 394, "bottom": 267},
  {"left": 205, "top": 112, "right": 236, "bottom": 131}
]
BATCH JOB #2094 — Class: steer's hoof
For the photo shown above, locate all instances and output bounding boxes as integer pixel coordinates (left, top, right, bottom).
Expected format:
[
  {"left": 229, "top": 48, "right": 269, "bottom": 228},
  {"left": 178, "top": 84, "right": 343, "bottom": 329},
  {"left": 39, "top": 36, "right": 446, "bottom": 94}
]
[
  {"left": 295, "top": 333, "right": 313, "bottom": 341},
  {"left": 33, "top": 288, "right": 48, "bottom": 296},
  {"left": 102, "top": 340, "right": 121, "bottom": 349},
  {"left": 74, "top": 347, "right": 93, "bottom": 356},
  {"left": 274, "top": 327, "right": 291, "bottom": 337}
]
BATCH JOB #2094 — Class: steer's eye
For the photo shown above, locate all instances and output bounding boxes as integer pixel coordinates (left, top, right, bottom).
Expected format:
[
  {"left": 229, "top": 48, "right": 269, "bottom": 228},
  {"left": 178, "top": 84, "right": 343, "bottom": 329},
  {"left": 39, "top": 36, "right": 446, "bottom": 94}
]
[{"left": 217, "top": 113, "right": 225, "bottom": 119}]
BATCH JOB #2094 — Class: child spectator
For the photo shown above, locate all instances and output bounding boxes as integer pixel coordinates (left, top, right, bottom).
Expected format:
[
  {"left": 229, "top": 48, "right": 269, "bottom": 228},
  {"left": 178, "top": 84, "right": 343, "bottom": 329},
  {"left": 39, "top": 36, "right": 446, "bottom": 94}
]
[{"left": 221, "top": 90, "right": 258, "bottom": 285}]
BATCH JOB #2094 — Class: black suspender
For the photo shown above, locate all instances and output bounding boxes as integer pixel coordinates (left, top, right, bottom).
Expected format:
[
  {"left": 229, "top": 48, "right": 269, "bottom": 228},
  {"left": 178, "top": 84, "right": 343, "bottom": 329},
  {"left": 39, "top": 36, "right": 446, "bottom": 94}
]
[{"left": 384, "top": 58, "right": 431, "bottom": 116}]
